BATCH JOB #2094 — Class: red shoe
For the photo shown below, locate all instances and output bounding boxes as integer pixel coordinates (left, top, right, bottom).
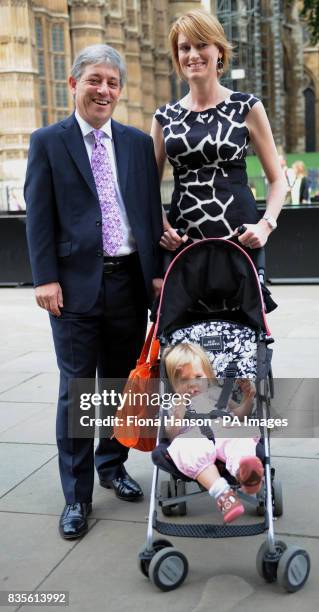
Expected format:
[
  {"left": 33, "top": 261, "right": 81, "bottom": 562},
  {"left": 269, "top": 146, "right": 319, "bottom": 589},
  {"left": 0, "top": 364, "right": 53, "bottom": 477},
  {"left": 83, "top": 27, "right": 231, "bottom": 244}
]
[
  {"left": 216, "top": 488, "right": 245, "bottom": 523},
  {"left": 236, "top": 456, "right": 264, "bottom": 494}
]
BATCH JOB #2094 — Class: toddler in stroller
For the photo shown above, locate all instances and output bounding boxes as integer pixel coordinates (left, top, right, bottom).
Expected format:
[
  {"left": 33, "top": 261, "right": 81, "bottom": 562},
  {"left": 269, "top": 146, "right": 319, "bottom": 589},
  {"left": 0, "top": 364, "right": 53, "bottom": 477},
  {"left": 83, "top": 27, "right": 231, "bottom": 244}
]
[{"left": 163, "top": 342, "right": 264, "bottom": 523}]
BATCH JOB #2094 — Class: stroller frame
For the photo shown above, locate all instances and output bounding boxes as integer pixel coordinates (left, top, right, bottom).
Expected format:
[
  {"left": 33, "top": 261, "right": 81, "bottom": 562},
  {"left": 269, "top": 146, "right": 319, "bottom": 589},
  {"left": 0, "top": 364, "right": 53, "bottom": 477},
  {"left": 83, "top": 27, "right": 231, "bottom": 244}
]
[{"left": 139, "top": 238, "right": 310, "bottom": 593}]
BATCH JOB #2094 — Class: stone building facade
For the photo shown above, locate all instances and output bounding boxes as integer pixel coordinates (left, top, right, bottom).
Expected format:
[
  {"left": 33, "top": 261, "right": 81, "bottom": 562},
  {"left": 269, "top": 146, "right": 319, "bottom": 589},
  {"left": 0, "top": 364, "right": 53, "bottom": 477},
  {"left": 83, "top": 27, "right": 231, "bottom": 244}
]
[{"left": 0, "top": 0, "right": 318, "bottom": 183}]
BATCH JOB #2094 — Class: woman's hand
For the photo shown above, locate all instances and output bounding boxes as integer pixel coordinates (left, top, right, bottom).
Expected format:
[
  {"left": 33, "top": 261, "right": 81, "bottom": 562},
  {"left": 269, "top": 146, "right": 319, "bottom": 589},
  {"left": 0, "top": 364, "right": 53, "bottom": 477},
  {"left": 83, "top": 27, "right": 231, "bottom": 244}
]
[
  {"left": 160, "top": 227, "right": 189, "bottom": 251},
  {"left": 236, "top": 219, "right": 272, "bottom": 249}
]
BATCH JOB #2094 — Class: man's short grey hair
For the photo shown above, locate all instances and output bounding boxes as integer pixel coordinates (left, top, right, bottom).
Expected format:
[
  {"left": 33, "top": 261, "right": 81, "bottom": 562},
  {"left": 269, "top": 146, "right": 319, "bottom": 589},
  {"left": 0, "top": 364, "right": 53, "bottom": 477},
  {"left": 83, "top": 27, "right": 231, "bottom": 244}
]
[{"left": 71, "top": 44, "right": 126, "bottom": 88}]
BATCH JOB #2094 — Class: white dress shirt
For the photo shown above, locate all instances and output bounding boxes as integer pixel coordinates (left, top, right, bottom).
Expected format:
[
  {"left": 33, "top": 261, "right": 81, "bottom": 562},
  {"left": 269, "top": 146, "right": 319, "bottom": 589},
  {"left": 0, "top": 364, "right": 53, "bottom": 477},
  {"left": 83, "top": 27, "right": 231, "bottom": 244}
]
[{"left": 75, "top": 110, "right": 136, "bottom": 256}]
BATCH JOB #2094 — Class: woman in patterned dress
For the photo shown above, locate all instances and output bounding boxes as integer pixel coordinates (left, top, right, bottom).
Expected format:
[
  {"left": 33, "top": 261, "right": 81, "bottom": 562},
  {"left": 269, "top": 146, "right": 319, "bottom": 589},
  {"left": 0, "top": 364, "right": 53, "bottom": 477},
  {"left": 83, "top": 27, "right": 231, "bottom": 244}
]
[{"left": 151, "top": 9, "right": 287, "bottom": 253}]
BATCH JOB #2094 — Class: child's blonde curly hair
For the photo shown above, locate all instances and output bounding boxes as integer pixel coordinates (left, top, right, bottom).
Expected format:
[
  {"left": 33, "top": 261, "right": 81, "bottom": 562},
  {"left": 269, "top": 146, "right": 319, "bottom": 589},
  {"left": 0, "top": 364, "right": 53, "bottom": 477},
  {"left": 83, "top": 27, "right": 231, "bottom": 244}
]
[{"left": 163, "top": 342, "right": 215, "bottom": 388}]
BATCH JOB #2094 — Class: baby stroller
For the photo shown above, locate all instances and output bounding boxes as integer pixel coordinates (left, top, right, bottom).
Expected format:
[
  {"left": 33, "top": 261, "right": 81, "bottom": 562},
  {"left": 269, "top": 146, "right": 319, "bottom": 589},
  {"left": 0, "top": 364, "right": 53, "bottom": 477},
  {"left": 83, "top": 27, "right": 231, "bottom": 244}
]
[{"left": 138, "top": 238, "right": 310, "bottom": 593}]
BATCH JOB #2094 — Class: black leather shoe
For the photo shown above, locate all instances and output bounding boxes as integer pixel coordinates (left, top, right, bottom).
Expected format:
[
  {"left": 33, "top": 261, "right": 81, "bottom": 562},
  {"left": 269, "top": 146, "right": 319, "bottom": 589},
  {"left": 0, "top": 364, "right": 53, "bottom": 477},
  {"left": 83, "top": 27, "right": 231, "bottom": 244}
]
[
  {"left": 59, "top": 502, "right": 92, "bottom": 539},
  {"left": 100, "top": 472, "right": 143, "bottom": 501}
]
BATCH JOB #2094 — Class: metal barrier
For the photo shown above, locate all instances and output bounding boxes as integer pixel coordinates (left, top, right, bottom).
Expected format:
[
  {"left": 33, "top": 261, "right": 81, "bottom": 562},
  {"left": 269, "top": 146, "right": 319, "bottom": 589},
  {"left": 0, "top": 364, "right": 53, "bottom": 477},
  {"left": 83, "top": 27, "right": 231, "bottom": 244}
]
[{"left": 0, "top": 205, "right": 318, "bottom": 286}]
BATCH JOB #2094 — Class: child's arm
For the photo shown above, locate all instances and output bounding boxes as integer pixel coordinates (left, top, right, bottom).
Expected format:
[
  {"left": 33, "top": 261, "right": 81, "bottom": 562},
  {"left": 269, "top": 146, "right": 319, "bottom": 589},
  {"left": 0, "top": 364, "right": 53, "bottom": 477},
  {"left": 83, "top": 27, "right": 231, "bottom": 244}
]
[
  {"left": 228, "top": 379, "right": 256, "bottom": 421},
  {"left": 165, "top": 400, "right": 187, "bottom": 441}
]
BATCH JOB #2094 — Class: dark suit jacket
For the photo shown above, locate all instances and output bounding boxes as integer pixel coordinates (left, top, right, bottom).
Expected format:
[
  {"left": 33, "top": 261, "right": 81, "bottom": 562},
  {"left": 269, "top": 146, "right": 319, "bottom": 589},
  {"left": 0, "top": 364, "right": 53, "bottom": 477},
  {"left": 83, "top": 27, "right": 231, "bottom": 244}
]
[{"left": 24, "top": 113, "right": 163, "bottom": 311}]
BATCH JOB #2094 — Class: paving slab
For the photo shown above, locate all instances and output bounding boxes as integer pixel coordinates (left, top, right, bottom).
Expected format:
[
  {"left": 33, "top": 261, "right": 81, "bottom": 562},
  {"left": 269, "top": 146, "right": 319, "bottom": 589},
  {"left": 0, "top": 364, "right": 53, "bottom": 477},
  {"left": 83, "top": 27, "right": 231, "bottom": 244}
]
[
  {"left": 0, "top": 455, "right": 61, "bottom": 515},
  {"left": 269, "top": 339, "right": 319, "bottom": 378},
  {"left": 0, "top": 402, "right": 54, "bottom": 435},
  {"left": 0, "top": 444, "right": 57, "bottom": 498},
  {"left": 0, "top": 404, "right": 56, "bottom": 444},
  {"left": 271, "top": 438, "right": 319, "bottom": 458},
  {"left": 0, "top": 374, "right": 44, "bottom": 397},
  {"left": 0, "top": 351, "right": 31, "bottom": 369},
  {"left": 23, "top": 520, "right": 318, "bottom": 612},
  {"left": 0, "top": 351, "right": 57, "bottom": 374},
  {"left": 0, "top": 512, "right": 97, "bottom": 612},
  {"left": 0, "top": 373, "right": 59, "bottom": 404}
]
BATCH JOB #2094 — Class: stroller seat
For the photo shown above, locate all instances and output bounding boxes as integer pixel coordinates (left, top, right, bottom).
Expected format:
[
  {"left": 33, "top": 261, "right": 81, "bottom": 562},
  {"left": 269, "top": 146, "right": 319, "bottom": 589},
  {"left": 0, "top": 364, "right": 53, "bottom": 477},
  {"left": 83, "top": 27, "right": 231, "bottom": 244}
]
[{"left": 152, "top": 439, "right": 265, "bottom": 489}]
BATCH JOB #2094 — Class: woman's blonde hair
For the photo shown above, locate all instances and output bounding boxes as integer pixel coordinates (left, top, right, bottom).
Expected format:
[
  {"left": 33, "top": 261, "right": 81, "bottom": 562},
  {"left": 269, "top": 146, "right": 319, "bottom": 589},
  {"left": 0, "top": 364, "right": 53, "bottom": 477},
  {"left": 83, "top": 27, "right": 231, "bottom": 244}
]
[
  {"left": 292, "top": 160, "right": 307, "bottom": 177},
  {"left": 164, "top": 343, "right": 215, "bottom": 388},
  {"left": 169, "top": 9, "right": 233, "bottom": 80}
]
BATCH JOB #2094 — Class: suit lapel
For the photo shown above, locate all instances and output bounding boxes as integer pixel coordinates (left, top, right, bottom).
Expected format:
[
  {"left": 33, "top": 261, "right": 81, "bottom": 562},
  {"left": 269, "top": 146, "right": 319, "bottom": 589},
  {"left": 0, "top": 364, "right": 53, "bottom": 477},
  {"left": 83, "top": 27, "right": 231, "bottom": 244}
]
[
  {"left": 59, "top": 114, "right": 98, "bottom": 199},
  {"left": 111, "top": 120, "right": 130, "bottom": 198}
]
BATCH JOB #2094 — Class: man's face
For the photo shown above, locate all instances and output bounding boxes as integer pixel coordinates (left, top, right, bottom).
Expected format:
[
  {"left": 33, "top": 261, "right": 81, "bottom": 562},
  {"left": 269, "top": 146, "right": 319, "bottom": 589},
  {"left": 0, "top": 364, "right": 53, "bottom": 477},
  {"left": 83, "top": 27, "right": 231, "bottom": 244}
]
[{"left": 69, "top": 62, "right": 122, "bottom": 128}]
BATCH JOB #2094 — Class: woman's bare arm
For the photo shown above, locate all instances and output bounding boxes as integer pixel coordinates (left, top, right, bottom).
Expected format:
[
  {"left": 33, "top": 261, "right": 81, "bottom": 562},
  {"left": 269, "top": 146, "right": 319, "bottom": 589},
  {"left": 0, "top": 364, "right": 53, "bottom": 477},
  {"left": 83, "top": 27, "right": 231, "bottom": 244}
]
[{"left": 239, "top": 102, "right": 288, "bottom": 249}]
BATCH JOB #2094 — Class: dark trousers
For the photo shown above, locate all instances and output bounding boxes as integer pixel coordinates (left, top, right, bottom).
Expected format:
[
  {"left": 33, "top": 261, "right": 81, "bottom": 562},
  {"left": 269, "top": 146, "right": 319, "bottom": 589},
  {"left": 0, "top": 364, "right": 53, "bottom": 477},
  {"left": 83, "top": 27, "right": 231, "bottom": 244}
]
[{"left": 50, "top": 253, "right": 148, "bottom": 503}]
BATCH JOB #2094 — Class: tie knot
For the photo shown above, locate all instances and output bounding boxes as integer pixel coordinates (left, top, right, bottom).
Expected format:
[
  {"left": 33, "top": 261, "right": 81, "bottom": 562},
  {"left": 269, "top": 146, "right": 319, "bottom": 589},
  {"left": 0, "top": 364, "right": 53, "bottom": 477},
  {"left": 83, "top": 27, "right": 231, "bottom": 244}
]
[{"left": 92, "top": 129, "right": 104, "bottom": 143}]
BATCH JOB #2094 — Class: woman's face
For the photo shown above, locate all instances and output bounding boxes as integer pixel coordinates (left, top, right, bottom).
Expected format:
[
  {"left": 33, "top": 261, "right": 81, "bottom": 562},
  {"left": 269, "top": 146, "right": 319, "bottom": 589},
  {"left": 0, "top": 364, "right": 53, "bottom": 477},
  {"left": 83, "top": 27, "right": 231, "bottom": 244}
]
[
  {"left": 177, "top": 33, "right": 221, "bottom": 82},
  {"left": 174, "top": 358, "right": 208, "bottom": 396}
]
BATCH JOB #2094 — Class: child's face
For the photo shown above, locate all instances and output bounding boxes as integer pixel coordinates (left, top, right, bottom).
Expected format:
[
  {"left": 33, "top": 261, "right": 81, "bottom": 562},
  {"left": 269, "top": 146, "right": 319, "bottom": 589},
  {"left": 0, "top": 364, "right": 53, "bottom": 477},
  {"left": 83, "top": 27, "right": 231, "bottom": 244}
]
[{"left": 174, "top": 358, "right": 208, "bottom": 396}]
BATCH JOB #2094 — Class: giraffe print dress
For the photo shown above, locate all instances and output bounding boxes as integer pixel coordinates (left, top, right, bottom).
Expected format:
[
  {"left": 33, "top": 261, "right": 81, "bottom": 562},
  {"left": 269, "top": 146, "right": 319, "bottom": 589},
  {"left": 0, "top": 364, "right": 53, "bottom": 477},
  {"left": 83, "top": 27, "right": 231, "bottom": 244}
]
[{"left": 155, "top": 92, "right": 261, "bottom": 240}]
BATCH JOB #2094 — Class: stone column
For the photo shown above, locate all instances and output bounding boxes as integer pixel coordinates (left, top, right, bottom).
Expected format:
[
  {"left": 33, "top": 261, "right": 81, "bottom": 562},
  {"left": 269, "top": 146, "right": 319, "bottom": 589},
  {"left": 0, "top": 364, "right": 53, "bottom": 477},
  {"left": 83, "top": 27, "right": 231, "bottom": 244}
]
[
  {"left": 104, "top": 0, "right": 128, "bottom": 124},
  {"left": 0, "top": 0, "right": 39, "bottom": 181},
  {"left": 140, "top": 0, "right": 155, "bottom": 132},
  {"left": 153, "top": 0, "right": 171, "bottom": 108},
  {"left": 69, "top": 0, "right": 105, "bottom": 56},
  {"left": 282, "top": 1, "right": 305, "bottom": 152},
  {"left": 123, "top": 2, "right": 143, "bottom": 130}
]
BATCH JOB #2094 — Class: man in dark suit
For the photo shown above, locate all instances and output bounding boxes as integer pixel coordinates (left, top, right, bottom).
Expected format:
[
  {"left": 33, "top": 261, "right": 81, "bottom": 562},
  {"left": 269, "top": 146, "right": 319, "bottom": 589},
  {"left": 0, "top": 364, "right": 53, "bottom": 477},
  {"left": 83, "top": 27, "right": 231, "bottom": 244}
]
[{"left": 24, "top": 44, "right": 163, "bottom": 539}]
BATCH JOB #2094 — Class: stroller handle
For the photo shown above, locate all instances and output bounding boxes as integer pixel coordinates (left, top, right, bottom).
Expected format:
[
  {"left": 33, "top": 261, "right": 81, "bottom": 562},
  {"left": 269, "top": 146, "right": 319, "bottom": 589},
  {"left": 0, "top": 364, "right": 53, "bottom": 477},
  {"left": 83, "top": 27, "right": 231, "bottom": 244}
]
[
  {"left": 237, "top": 225, "right": 266, "bottom": 285},
  {"left": 162, "top": 228, "right": 189, "bottom": 274}
]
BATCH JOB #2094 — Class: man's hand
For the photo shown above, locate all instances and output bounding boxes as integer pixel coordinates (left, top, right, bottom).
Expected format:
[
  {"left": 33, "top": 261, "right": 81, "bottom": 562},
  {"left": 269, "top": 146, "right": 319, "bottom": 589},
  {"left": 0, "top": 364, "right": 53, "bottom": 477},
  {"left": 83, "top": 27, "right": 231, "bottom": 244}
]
[
  {"left": 160, "top": 227, "right": 188, "bottom": 251},
  {"left": 152, "top": 278, "right": 163, "bottom": 300},
  {"left": 35, "top": 282, "right": 63, "bottom": 317}
]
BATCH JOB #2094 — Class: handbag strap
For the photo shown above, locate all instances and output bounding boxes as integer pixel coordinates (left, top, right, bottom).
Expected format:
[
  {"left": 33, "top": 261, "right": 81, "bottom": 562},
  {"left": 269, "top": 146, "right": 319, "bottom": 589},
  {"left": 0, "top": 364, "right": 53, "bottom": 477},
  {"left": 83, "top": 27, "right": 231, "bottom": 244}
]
[{"left": 136, "top": 323, "right": 159, "bottom": 366}]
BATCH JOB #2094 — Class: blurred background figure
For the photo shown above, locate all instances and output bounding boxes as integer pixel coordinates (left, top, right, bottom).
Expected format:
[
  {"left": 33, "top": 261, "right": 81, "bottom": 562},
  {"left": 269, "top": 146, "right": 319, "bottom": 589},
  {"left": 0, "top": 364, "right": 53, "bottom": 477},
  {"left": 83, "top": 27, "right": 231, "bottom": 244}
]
[
  {"left": 278, "top": 154, "right": 295, "bottom": 205},
  {"left": 291, "top": 161, "right": 311, "bottom": 204}
]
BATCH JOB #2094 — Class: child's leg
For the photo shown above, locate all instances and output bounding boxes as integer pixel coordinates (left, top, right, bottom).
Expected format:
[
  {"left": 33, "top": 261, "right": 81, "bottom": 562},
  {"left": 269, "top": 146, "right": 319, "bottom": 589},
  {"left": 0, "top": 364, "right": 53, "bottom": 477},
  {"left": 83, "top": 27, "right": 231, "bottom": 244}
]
[
  {"left": 167, "top": 436, "right": 244, "bottom": 523},
  {"left": 167, "top": 436, "right": 217, "bottom": 481},
  {"left": 216, "top": 438, "right": 264, "bottom": 494}
]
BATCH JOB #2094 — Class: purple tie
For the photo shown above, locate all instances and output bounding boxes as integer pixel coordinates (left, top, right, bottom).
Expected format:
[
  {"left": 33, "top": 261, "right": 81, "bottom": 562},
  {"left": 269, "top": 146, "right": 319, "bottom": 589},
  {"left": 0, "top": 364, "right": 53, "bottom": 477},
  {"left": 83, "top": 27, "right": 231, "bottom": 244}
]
[{"left": 91, "top": 129, "right": 123, "bottom": 256}]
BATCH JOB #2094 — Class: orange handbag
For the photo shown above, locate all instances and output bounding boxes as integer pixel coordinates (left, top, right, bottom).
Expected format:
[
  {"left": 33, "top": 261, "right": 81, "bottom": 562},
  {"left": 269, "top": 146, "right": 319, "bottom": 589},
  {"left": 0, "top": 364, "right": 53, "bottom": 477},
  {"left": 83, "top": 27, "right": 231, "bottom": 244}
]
[{"left": 114, "top": 323, "right": 160, "bottom": 452}]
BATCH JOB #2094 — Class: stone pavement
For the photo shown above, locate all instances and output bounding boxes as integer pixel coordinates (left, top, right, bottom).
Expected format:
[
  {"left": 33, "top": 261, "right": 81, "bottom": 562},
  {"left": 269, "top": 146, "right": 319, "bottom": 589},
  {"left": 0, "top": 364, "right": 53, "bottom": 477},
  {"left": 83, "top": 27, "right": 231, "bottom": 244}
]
[{"left": 0, "top": 286, "right": 318, "bottom": 612}]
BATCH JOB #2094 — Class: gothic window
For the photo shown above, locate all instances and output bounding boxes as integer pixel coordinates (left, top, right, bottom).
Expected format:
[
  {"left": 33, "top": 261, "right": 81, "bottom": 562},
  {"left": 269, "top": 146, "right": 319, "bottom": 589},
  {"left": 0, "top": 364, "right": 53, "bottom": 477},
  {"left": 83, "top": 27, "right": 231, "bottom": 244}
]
[
  {"left": 52, "top": 24, "right": 65, "bottom": 52},
  {"left": 38, "top": 51, "right": 45, "bottom": 77},
  {"left": 51, "top": 23, "right": 68, "bottom": 115},
  {"left": 55, "top": 83, "right": 68, "bottom": 108},
  {"left": 304, "top": 87, "right": 316, "bottom": 152},
  {"left": 41, "top": 110, "right": 48, "bottom": 126},
  {"left": 35, "top": 17, "right": 49, "bottom": 127},
  {"left": 39, "top": 82, "right": 47, "bottom": 106},
  {"left": 35, "top": 18, "right": 43, "bottom": 48},
  {"left": 53, "top": 55, "right": 66, "bottom": 81}
]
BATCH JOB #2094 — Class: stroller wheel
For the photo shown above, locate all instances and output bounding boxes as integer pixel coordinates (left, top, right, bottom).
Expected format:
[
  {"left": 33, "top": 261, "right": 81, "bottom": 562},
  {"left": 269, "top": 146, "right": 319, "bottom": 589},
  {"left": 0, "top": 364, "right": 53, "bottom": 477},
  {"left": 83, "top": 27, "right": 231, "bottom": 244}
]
[
  {"left": 149, "top": 547, "right": 188, "bottom": 591},
  {"left": 272, "top": 480, "right": 283, "bottom": 517},
  {"left": 138, "top": 539, "right": 173, "bottom": 577},
  {"left": 256, "top": 540, "right": 287, "bottom": 583},
  {"left": 160, "top": 481, "right": 173, "bottom": 516},
  {"left": 277, "top": 546, "right": 311, "bottom": 593}
]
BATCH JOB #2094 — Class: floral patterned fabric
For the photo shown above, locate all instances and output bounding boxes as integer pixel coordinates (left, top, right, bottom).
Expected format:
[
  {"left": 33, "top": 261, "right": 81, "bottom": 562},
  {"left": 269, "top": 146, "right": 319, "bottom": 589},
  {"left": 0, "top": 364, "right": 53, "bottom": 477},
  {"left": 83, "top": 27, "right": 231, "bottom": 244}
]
[{"left": 165, "top": 320, "right": 257, "bottom": 378}]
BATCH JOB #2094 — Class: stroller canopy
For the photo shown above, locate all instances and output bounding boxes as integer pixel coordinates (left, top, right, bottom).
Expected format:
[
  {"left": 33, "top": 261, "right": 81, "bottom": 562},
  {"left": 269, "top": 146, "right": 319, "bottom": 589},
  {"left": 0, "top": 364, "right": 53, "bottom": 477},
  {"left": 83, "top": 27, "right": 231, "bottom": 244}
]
[{"left": 157, "top": 239, "right": 267, "bottom": 336}]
